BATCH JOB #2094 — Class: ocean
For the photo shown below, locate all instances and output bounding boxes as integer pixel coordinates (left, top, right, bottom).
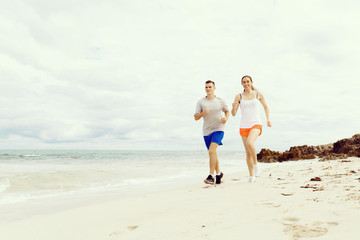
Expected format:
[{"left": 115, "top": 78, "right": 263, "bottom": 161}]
[{"left": 0, "top": 149, "right": 247, "bottom": 223}]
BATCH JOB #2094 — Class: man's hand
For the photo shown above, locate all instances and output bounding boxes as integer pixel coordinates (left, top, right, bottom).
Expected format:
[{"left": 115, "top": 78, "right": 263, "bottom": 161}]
[
  {"left": 203, "top": 108, "right": 210, "bottom": 115},
  {"left": 222, "top": 110, "right": 230, "bottom": 124},
  {"left": 194, "top": 108, "right": 210, "bottom": 121},
  {"left": 221, "top": 117, "right": 228, "bottom": 124}
]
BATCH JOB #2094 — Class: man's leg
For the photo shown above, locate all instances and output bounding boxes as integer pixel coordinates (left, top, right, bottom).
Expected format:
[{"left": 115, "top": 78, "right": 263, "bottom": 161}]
[
  {"left": 215, "top": 155, "right": 220, "bottom": 174},
  {"left": 208, "top": 142, "right": 219, "bottom": 175}
]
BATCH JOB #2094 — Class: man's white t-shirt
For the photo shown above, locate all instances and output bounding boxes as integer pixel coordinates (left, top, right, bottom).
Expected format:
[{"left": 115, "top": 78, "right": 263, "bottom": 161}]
[{"left": 195, "top": 96, "right": 229, "bottom": 136}]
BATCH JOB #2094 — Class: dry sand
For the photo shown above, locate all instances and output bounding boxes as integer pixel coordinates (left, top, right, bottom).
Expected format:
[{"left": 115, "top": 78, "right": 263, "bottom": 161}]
[{"left": 0, "top": 157, "right": 359, "bottom": 240}]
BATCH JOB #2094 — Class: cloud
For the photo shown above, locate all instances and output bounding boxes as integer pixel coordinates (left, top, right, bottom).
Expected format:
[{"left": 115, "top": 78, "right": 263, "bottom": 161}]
[{"left": 1, "top": 0, "right": 359, "bottom": 150}]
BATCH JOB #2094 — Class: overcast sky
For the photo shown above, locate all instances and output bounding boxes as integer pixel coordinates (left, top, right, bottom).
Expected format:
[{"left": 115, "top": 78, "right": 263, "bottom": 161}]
[{"left": 1, "top": 0, "right": 359, "bottom": 151}]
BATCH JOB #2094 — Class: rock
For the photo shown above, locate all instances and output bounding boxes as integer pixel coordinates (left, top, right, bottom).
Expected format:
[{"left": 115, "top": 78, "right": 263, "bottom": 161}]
[
  {"left": 320, "top": 153, "right": 348, "bottom": 161},
  {"left": 257, "top": 133, "right": 360, "bottom": 163},
  {"left": 310, "top": 177, "right": 322, "bottom": 181},
  {"left": 257, "top": 145, "right": 317, "bottom": 163},
  {"left": 333, "top": 134, "right": 360, "bottom": 157}
]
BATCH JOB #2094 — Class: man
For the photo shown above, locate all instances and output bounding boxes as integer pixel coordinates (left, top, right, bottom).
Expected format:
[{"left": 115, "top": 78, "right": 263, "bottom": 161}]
[{"left": 194, "top": 80, "right": 230, "bottom": 184}]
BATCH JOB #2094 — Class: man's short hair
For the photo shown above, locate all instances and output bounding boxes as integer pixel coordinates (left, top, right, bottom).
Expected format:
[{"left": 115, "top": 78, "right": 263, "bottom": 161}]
[{"left": 205, "top": 80, "right": 215, "bottom": 86}]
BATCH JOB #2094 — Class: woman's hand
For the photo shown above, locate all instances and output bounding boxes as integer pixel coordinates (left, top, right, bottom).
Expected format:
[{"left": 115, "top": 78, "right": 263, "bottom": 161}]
[
  {"left": 267, "top": 121, "right": 272, "bottom": 127},
  {"left": 231, "top": 96, "right": 240, "bottom": 116}
]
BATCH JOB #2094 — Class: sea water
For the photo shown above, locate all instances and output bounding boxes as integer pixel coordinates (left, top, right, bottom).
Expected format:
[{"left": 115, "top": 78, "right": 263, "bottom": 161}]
[{"left": 0, "top": 149, "right": 246, "bottom": 222}]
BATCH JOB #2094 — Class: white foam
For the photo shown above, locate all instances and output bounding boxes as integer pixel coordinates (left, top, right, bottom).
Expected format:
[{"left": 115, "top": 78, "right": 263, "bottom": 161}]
[
  {"left": 0, "top": 178, "right": 10, "bottom": 193},
  {"left": 0, "top": 150, "right": 247, "bottom": 207},
  {"left": 20, "top": 154, "right": 42, "bottom": 158}
]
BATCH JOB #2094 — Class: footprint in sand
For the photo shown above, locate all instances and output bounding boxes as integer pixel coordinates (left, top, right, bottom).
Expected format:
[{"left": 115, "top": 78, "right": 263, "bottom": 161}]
[
  {"left": 127, "top": 226, "right": 139, "bottom": 231},
  {"left": 262, "top": 202, "right": 281, "bottom": 208},
  {"left": 109, "top": 231, "right": 121, "bottom": 240},
  {"left": 109, "top": 226, "right": 139, "bottom": 239},
  {"left": 327, "top": 222, "right": 339, "bottom": 226},
  {"left": 283, "top": 217, "right": 299, "bottom": 223},
  {"left": 282, "top": 220, "right": 336, "bottom": 239},
  {"left": 346, "top": 192, "right": 360, "bottom": 203}
]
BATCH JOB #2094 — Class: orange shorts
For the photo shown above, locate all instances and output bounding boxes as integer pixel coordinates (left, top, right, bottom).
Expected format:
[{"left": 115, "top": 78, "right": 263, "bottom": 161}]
[{"left": 239, "top": 125, "right": 262, "bottom": 137}]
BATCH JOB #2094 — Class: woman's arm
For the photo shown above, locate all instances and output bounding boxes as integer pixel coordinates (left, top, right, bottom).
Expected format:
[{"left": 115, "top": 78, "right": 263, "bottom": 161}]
[
  {"left": 258, "top": 92, "right": 272, "bottom": 127},
  {"left": 231, "top": 94, "right": 241, "bottom": 116}
]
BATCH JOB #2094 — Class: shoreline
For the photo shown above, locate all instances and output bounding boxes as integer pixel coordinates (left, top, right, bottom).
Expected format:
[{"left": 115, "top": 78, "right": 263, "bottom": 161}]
[
  {"left": 0, "top": 158, "right": 314, "bottom": 225},
  {"left": 0, "top": 157, "right": 359, "bottom": 240}
]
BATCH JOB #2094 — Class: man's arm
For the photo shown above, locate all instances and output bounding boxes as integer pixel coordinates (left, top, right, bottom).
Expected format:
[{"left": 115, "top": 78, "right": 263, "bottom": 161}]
[
  {"left": 221, "top": 110, "right": 230, "bottom": 124},
  {"left": 194, "top": 109, "right": 210, "bottom": 121}
]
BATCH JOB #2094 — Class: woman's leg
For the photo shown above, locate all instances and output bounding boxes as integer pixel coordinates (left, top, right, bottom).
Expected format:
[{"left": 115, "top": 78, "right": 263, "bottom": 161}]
[
  {"left": 242, "top": 129, "right": 260, "bottom": 176},
  {"left": 246, "top": 128, "right": 260, "bottom": 165},
  {"left": 241, "top": 136, "right": 253, "bottom": 176}
]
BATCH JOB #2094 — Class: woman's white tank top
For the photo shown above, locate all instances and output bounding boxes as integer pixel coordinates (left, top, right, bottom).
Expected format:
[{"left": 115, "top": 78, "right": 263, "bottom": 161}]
[{"left": 239, "top": 92, "right": 262, "bottom": 128}]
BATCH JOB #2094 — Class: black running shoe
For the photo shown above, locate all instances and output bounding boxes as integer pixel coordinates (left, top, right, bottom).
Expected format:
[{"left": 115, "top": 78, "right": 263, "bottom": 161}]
[
  {"left": 216, "top": 172, "right": 224, "bottom": 184},
  {"left": 204, "top": 175, "right": 214, "bottom": 184}
]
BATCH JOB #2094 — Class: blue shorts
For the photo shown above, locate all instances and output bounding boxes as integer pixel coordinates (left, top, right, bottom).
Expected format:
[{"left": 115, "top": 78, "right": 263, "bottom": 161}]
[{"left": 203, "top": 131, "right": 224, "bottom": 150}]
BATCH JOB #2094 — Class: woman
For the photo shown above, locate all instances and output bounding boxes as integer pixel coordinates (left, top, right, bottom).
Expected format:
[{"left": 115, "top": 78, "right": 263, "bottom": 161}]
[{"left": 231, "top": 75, "right": 271, "bottom": 183}]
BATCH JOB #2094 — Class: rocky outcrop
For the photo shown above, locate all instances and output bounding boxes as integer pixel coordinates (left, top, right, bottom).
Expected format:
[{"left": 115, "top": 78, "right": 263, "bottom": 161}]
[
  {"left": 333, "top": 134, "right": 360, "bottom": 157},
  {"left": 257, "top": 134, "right": 360, "bottom": 163}
]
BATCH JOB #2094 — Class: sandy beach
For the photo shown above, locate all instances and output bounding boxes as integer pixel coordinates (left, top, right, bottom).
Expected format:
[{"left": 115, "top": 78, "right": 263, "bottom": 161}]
[{"left": 0, "top": 157, "right": 359, "bottom": 240}]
